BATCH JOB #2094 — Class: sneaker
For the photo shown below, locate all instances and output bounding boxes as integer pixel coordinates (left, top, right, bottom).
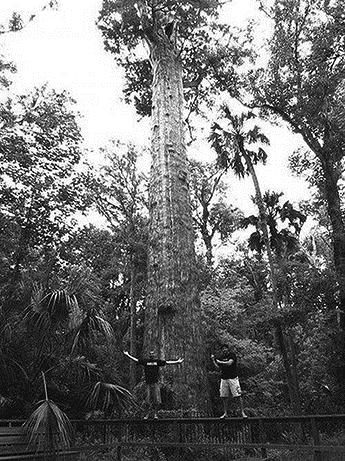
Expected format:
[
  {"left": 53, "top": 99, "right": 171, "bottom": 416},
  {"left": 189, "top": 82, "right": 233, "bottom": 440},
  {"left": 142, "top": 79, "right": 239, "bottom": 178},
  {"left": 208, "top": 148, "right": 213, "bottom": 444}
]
[{"left": 241, "top": 412, "right": 248, "bottom": 418}]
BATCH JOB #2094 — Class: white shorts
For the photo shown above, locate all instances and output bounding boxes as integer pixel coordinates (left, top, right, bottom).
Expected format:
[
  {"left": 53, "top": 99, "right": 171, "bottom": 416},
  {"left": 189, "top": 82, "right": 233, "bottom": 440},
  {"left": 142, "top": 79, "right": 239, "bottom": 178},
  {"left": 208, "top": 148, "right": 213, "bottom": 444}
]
[{"left": 220, "top": 377, "right": 242, "bottom": 398}]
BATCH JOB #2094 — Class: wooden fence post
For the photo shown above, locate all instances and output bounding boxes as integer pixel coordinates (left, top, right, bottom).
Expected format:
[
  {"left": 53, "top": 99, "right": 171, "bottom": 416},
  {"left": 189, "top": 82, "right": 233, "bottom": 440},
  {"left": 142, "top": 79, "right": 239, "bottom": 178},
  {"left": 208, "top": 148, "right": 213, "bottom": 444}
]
[
  {"left": 310, "top": 417, "right": 322, "bottom": 461},
  {"left": 176, "top": 420, "right": 182, "bottom": 461},
  {"left": 259, "top": 418, "right": 268, "bottom": 459},
  {"left": 103, "top": 422, "right": 107, "bottom": 445},
  {"left": 117, "top": 421, "right": 123, "bottom": 461}
]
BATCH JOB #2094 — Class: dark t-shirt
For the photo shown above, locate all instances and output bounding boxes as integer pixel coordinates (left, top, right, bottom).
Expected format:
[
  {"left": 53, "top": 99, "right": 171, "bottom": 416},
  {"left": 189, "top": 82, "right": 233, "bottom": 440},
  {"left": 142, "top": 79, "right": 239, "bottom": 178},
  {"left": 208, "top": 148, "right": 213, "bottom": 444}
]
[
  {"left": 217, "top": 352, "right": 238, "bottom": 379},
  {"left": 138, "top": 359, "right": 166, "bottom": 384}
]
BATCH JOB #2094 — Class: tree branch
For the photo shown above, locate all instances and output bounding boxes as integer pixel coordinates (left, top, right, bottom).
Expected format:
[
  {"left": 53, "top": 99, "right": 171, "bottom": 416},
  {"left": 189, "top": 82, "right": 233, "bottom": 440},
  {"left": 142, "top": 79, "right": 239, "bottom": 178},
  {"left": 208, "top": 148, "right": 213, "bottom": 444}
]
[{"left": 0, "top": 1, "right": 58, "bottom": 35}]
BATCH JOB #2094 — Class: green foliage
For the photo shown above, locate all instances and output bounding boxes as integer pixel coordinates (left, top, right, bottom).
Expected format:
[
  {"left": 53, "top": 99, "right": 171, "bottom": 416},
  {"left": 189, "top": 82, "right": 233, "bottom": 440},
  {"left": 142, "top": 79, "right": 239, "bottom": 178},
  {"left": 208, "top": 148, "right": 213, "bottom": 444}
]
[
  {"left": 189, "top": 159, "right": 243, "bottom": 263},
  {"left": 253, "top": 0, "right": 345, "bottom": 150},
  {"left": 0, "top": 54, "right": 16, "bottom": 88},
  {"left": 89, "top": 381, "right": 138, "bottom": 416},
  {"left": 209, "top": 107, "right": 269, "bottom": 177},
  {"left": 8, "top": 12, "right": 23, "bottom": 32},
  {"left": 24, "top": 373, "right": 73, "bottom": 455},
  {"left": 0, "top": 85, "right": 89, "bottom": 309},
  {"left": 0, "top": 254, "right": 135, "bottom": 420},
  {"left": 87, "top": 143, "right": 148, "bottom": 356},
  {"left": 97, "top": 0, "right": 247, "bottom": 117},
  {"left": 202, "top": 250, "right": 340, "bottom": 415},
  {"left": 242, "top": 191, "right": 306, "bottom": 257}
]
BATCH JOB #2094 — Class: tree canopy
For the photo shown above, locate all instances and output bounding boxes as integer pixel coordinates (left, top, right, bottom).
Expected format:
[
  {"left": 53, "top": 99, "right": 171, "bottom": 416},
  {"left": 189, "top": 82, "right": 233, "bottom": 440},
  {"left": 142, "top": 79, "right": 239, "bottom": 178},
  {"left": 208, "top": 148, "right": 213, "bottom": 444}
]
[{"left": 97, "top": 0, "right": 246, "bottom": 118}]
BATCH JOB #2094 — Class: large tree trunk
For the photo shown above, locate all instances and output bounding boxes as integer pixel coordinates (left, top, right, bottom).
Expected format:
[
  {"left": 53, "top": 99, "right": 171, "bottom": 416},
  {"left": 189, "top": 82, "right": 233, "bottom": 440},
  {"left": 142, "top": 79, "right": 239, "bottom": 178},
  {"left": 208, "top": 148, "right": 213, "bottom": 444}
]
[
  {"left": 320, "top": 153, "right": 345, "bottom": 394},
  {"left": 143, "top": 33, "right": 209, "bottom": 410},
  {"left": 201, "top": 206, "right": 213, "bottom": 266},
  {"left": 321, "top": 156, "right": 345, "bottom": 326},
  {"left": 203, "top": 233, "right": 214, "bottom": 267}
]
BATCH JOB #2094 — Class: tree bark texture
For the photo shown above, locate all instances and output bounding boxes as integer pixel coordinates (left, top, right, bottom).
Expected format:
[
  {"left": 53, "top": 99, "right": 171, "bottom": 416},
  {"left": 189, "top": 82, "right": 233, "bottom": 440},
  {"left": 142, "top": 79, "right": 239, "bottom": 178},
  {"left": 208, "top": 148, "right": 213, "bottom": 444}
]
[
  {"left": 321, "top": 156, "right": 345, "bottom": 327},
  {"left": 129, "top": 263, "right": 137, "bottom": 390},
  {"left": 320, "top": 153, "right": 345, "bottom": 394},
  {"left": 143, "top": 33, "right": 209, "bottom": 410}
]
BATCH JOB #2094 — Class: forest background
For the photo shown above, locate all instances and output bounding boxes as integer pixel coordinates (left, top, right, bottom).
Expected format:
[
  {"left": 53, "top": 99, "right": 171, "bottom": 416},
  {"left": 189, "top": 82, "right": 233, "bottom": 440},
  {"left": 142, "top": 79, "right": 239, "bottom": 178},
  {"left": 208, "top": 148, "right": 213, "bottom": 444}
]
[{"left": 0, "top": 0, "right": 344, "bottom": 421}]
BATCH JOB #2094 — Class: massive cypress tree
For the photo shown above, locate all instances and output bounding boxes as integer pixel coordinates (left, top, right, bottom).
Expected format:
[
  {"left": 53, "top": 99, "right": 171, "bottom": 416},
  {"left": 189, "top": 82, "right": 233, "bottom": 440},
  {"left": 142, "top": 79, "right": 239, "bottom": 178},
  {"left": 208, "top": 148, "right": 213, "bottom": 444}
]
[{"left": 97, "top": 0, "right": 228, "bottom": 408}]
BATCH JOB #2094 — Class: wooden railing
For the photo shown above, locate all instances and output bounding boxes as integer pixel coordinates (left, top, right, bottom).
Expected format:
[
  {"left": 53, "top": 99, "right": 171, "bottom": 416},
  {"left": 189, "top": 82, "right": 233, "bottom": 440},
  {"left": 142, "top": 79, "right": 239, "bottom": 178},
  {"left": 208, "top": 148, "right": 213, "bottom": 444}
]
[{"left": 2, "top": 415, "right": 345, "bottom": 460}]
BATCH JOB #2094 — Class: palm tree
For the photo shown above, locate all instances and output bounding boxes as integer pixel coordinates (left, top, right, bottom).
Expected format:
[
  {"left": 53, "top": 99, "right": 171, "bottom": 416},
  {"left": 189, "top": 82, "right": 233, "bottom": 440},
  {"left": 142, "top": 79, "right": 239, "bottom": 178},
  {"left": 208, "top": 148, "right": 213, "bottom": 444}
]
[
  {"left": 25, "top": 265, "right": 113, "bottom": 354},
  {"left": 209, "top": 108, "right": 275, "bottom": 287},
  {"left": 24, "top": 372, "right": 73, "bottom": 457},
  {"left": 0, "top": 264, "right": 137, "bottom": 443},
  {"left": 15, "top": 265, "right": 139, "bottom": 454},
  {"left": 209, "top": 106, "right": 302, "bottom": 414}
]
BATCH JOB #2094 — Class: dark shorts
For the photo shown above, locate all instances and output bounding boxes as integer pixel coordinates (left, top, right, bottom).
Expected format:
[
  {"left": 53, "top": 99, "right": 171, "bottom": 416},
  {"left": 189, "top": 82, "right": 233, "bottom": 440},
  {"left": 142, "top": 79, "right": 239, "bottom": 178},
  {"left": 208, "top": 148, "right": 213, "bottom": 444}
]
[{"left": 147, "top": 383, "right": 161, "bottom": 406}]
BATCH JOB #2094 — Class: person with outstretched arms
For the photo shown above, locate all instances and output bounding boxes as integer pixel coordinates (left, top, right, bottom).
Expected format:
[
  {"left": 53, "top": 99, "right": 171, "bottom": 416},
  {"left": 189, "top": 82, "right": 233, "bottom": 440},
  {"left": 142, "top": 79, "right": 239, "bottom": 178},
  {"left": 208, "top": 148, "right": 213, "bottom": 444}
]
[{"left": 124, "top": 350, "right": 183, "bottom": 418}]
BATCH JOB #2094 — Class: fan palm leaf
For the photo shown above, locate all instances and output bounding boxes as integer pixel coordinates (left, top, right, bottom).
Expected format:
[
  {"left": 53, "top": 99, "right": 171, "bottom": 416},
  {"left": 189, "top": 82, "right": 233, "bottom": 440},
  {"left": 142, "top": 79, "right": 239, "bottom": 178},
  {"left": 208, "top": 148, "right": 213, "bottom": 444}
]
[
  {"left": 88, "top": 381, "right": 138, "bottom": 415},
  {"left": 57, "top": 355, "right": 100, "bottom": 381},
  {"left": 24, "top": 372, "right": 72, "bottom": 457},
  {"left": 71, "top": 312, "right": 113, "bottom": 353},
  {"left": 25, "top": 285, "right": 73, "bottom": 333},
  {"left": 209, "top": 105, "right": 270, "bottom": 176}
]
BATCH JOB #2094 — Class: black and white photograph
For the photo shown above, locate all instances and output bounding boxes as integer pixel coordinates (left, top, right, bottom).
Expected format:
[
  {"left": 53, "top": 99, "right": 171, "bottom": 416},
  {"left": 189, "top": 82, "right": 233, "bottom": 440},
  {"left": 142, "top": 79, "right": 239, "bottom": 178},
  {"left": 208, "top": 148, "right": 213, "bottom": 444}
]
[{"left": 0, "top": 0, "right": 344, "bottom": 459}]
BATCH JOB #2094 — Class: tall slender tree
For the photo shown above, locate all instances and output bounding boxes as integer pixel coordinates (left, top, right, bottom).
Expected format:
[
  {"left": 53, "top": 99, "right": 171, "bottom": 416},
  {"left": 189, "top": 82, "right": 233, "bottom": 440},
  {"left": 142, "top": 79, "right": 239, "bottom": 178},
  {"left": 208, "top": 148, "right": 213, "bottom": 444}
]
[
  {"left": 211, "top": 0, "right": 345, "bottom": 330},
  {"left": 90, "top": 142, "right": 148, "bottom": 389},
  {"left": 190, "top": 160, "right": 242, "bottom": 265},
  {"left": 209, "top": 107, "right": 303, "bottom": 413},
  {"left": 97, "top": 0, "right": 227, "bottom": 408}
]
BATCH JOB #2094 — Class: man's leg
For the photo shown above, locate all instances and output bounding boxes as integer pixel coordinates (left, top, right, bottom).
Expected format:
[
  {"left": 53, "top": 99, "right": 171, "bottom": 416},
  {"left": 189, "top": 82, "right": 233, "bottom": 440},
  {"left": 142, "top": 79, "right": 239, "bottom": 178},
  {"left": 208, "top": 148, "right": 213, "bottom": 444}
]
[
  {"left": 235, "top": 396, "right": 247, "bottom": 418},
  {"left": 145, "top": 385, "right": 154, "bottom": 418},
  {"left": 230, "top": 378, "right": 247, "bottom": 417},
  {"left": 152, "top": 383, "right": 162, "bottom": 418},
  {"left": 152, "top": 383, "right": 161, "bottom": 418},
  {"left": 220, "top": 397, "right": 229, "bottom": 418},
  {"left": 220, "top": 379, "right": 229, "bottom": 417}
]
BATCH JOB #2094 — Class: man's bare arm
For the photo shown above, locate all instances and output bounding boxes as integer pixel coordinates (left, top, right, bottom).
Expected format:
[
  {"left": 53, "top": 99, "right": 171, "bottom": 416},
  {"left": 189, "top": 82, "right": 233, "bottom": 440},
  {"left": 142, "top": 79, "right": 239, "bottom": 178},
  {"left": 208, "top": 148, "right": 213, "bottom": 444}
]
[
  {"left": 166, "top": 358, "right": 184, "bottom": 365},
  {"left": 123, "top": 351, "right": 139, "bottom": 362},
  {"left": 216, "top": 358, "right": 234, "bottom": 366},
  {"left": 211, "top": 354, "right": 220, "bottom": 370}
]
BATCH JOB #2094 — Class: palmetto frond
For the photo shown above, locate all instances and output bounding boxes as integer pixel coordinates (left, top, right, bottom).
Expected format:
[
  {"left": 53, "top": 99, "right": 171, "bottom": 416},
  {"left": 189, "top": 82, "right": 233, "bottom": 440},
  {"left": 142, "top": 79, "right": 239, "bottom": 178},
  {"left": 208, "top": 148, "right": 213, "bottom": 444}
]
[
  {"left": 210, "top": 105, "right": 270, "bottom": 176},
  {"left": 58, "top": 355, "right": 100, "bottom": 380},
  {"left": 248, "top": 230, "right": 264, "bottom": 253},
  {"left": 24, "top": 399, "right": 72, "bottom": 454},
  {"left": 208, "top": 122, "right": 232, "bottom": 171},
  {"left": 230, "top": 149, "right": 246, "bottom": 178},
  {"left": 71, "top": 311, "right": 113, "bottom": 353},
  {"left": 24, "top": 372, "right": 72, "bottom": 455},
  {"left": 246, "top": 125, "right": 270, "bottom": 145},
  {"left": 88, "top": 381, "right": 138, "bottom": 415},
  {"left": 26, "top": 285, "right": 74, "bottom": 332},
  {"left": 25, "top": 266, "right": 103, "bottom": 335},
  {"left": 220, "top": 105, "right": 255, "bottom": 131}
]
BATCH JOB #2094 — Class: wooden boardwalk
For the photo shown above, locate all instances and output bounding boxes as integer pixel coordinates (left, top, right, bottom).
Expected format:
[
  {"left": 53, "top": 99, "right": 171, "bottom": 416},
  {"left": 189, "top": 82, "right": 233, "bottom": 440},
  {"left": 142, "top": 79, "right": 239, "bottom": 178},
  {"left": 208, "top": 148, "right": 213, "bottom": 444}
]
[{"left": 1, "top": 415, "right": 345, "bottom": 460}]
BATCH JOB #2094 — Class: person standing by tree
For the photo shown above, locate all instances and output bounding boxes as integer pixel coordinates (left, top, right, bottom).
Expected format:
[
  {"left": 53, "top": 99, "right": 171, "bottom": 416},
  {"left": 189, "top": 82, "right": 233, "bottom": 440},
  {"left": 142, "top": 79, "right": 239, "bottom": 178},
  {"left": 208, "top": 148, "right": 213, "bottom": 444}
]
[
  {"left": 211, "top": 346, "right": 247, "bottom": 418},
  {"left": 123, "top": 350, "right": 183, "bottom": 418}
]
